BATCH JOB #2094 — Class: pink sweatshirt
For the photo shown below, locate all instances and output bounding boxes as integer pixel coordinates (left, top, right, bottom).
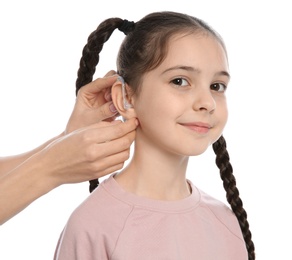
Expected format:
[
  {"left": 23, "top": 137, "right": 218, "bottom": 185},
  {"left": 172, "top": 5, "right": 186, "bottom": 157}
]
[{"left": 54, "top": 174, "right": 248, "bottom": 259}]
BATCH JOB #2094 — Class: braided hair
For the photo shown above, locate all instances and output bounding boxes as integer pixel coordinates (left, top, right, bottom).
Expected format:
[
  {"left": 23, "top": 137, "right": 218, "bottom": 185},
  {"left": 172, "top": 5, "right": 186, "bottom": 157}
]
[
  {"left": 213, "top": 136, "right": 255, "bottom": 259},
  {"left": 75, "top": 11, "right": 255, "bottom": 259}
]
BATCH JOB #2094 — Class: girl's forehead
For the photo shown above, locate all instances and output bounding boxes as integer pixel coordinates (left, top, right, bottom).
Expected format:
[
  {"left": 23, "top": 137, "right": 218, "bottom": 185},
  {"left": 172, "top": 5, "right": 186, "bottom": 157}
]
[
  {"left": 168, "top": 32, "right": 225, "bottom": 56},
  {"left": 160, "top": 33, "right": 229, "bottom": 73}
]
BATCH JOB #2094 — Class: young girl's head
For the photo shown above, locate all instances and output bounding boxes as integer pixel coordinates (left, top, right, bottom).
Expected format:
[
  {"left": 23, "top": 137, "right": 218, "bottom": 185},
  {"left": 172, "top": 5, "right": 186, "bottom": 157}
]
[
  {"left": 112, "top": 12, "right": 229, "bottom": 158},
  {"left": 75, "top": 11, "right": 255, "bottom": 260}
]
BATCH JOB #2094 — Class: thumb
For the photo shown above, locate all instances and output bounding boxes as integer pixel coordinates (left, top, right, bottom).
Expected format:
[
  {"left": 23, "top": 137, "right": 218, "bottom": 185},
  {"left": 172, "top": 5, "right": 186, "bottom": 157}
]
[{"left": 96, "top": 101, "right": 119, "bottom": 121}]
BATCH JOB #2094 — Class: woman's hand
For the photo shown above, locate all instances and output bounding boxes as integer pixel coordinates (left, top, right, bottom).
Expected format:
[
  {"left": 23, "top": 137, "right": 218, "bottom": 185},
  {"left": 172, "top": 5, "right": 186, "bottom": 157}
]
[
  {"left": 45, "top": 118, "right": 137, "bottom": 186},
  {"left": 66, "top": 71, "right": 119, "bottom": 134}
]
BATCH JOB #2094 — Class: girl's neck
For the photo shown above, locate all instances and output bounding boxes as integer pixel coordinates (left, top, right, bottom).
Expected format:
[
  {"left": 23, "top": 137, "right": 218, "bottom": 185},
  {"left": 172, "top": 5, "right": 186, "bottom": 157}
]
[{"left": 114, "top": 137, "right": 191, "bottom": 201}]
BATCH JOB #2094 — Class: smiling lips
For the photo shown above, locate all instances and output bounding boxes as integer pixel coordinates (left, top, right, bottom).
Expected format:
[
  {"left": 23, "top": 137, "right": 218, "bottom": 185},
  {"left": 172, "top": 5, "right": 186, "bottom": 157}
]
[{"left": 180, "top": 122, "right": 211, "bottom": 134}]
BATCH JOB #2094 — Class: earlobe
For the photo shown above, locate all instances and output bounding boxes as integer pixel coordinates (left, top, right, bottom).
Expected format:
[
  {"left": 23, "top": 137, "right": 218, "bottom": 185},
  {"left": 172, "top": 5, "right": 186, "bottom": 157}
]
[{"left": 111, "top": 78, "right": 136, "bottom": 119}]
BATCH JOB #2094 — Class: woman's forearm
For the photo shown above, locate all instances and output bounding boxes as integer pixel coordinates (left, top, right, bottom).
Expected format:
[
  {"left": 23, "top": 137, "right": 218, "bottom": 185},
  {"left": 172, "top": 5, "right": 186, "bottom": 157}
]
[
  {"left": 0, "top": 133, "right": 64, "bottom": 178},
  {"left": 0, "top": 150, "right": 58, "bottom": 225},
  {"left": 0, "top": 133, "right": 64, "bottom": 225}
]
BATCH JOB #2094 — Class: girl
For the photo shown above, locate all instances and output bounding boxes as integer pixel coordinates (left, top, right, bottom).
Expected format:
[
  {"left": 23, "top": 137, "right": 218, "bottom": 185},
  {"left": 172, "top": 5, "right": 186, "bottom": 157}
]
[{"left": 54, "top": 11, "right": 255, "bottom": 260}]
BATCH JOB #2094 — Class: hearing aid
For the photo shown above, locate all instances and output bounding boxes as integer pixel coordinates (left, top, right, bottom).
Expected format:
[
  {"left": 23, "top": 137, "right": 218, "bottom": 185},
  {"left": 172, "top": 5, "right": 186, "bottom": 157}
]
[{"left": 118, "top": 76, "right": 133, "bottom": 110}]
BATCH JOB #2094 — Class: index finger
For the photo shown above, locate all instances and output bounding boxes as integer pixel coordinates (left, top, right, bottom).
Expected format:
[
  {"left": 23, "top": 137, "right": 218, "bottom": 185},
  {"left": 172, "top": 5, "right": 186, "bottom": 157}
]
[
  {"left": 108, "top": 118, "right": 139, "bottom": 140},
  {"left": 90, "top": 118, "right": 138, "bottom": 144},
  {"left": 83, "top": 72, "right": 118, "bottom": 94}
]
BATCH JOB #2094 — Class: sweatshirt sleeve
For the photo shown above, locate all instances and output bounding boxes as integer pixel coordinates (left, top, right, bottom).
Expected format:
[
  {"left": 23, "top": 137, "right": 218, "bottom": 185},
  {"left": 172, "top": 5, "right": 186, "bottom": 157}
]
[{"left": 53, "top": 212, "right": 110, "bottom": 260}]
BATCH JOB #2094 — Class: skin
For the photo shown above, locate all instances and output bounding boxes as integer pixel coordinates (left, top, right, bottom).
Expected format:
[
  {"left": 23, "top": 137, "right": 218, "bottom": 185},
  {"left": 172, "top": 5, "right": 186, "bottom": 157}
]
[
  {"left": 0, "top": 71, "right": 138, "bottom": 225},
  {"left": 112, "top": 33, "right": 229, "bottom": 201}
]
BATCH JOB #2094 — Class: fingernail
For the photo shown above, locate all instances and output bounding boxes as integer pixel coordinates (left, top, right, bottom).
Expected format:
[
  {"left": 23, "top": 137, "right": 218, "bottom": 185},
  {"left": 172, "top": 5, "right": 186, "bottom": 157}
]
[
  {"left": 109, "top": 102, "right": 117, "bottom": 113},
  {"left": 105, "top": 92, "right": 112, "bottom": 101}
]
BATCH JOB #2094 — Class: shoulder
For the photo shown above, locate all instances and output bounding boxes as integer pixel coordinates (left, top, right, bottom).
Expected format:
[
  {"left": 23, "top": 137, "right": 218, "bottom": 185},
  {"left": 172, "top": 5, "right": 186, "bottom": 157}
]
[
  {"left": 197, "top": 188, "right": 244, "bottom": 240},
  {"left": 61, "top": 175, "right": 135, "bottom": 240},
  {"left": 55, "top": 175, "right": 135, "bottom": 258},
  {"left": 68, "top": 175, "right": 133, "bottom": 226}
]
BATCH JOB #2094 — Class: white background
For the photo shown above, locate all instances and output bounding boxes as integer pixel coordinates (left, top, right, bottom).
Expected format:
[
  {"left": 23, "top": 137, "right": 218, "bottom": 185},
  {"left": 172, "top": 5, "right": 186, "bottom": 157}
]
[{"left": 0, "top": 0, "right": 291, "bottom": 259}]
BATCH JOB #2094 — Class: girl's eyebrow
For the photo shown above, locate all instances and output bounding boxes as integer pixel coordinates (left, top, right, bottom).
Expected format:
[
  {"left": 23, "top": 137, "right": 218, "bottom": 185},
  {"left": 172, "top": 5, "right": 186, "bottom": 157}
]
[
  {"left": 215, "top": 70, "right": 231, "bottom": 79},
  {"left": 162, "top": 65, "right": 200, "bottom": 74},
  {"left": 162, "top": 65, "right": 231, "bottom": 79}
]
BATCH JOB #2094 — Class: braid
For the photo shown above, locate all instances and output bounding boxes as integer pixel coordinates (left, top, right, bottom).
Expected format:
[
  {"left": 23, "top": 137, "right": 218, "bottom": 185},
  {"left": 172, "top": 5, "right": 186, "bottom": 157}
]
[
  {"left": 212, "top": 136, "right": 255, "bottom": 260},
  {"left": 89, "top": 179, "right": 99, "bottom": 193},
  {"left": 75, "top": 18, "right": 125, "bottom": 192},
  {"left": 76, "top": 18, "right": 125, "bottom": 95}
]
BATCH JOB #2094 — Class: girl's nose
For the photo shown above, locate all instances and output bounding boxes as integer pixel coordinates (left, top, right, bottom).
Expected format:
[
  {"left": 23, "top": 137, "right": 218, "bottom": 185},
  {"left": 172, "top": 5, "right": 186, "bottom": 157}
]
[{"left": 192, "top": 87, "right": 216, "bottom": 113}]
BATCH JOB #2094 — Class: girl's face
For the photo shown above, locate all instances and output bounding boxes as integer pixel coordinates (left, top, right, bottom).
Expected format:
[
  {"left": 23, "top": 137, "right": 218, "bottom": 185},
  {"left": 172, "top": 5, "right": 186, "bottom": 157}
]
[{"left": 131, "top": 33, "right": 229, "bottom": 157}]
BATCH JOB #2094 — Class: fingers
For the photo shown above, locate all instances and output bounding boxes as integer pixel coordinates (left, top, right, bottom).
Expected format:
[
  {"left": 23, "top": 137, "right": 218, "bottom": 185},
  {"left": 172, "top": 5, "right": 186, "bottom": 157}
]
[
  {"left": 82, "top": 72, "right": 118, "bottom": 94},
  {"left": 91, "top": 118, "right": 138, "bottom": 144},
  {"left": 94, "top": 129, "right": 136, "bottom": 158},
  {"left": 78, "top": 118, "right": 137, "bottom": 162},
  {"left": 55, "top": 117, "right": 138, "bottom": 184},
  {"left": 84, "top": 123, "right": 136, "bottom": 179},
  {"left": 87, "top": 149, "right": 131, "bottom": 179},
  {"left": 73, "top": 119, "right": 137, "bottom": 181},
  {"left": 95, "top": 102, "right": 118, "bottom": 121}
]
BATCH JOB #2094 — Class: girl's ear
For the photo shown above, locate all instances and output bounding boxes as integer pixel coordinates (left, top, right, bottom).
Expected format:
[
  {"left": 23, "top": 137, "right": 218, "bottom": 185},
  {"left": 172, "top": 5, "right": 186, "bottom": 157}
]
[{"left": 111, "top": 80, "right": 137, "bottom": 120}]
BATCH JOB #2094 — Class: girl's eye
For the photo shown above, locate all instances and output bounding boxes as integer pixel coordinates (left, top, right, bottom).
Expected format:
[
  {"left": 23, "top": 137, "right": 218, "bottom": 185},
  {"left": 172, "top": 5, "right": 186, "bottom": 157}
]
[
  {"left": 171, "top": 77, "right": 189, "bottom": 88},
  {"left": 210, "top": 83, "right": 227, "bottom": 92}
]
